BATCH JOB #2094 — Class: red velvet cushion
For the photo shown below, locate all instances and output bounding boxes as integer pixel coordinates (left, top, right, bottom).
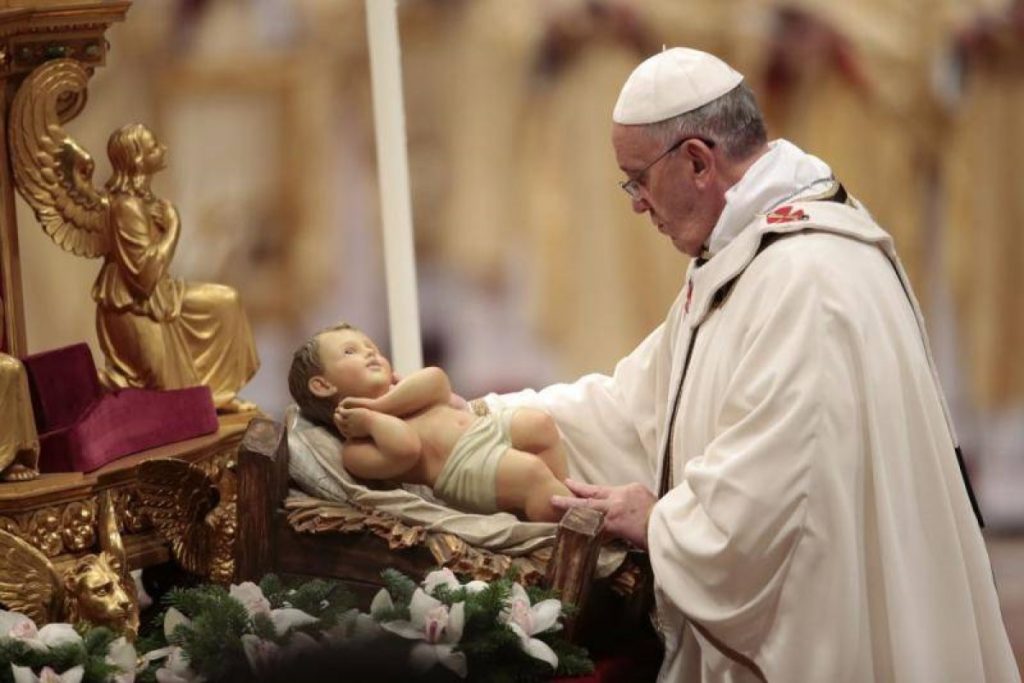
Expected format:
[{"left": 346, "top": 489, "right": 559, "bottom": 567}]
[
  {"left": 22, "top": 342, "right": 102, "bottom": 432},
  {"left": 21, "top": 343, "right": 220, "bottom": 473}
]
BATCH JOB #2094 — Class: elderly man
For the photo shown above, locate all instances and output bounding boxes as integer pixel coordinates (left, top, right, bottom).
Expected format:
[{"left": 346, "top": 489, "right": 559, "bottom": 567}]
[{"left": 481, "top": 48, "right": 1018, "bottom": 681}]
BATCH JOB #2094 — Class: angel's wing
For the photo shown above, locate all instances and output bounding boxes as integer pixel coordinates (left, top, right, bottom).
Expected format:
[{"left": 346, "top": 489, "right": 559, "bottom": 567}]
[
  {"left": 8, "top": 58, "right": 109, "bottom": 258},
  {"left": 135, "top": 459, "right": 217, "bottom": 576},
  {"left": 0, "top": 529, "right": 63, "bottom": 624}
]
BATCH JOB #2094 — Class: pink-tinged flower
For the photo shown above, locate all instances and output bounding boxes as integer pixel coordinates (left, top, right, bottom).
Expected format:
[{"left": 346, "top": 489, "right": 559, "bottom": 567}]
[
  {"left": 228, "top": 582, "right": 318, "bottom": 636},
  {"left": 499, "top": 583, "right": 561, "bottom": 670},
  {"left": 0, "top": 612, "right": 82, "bottom": 654},
  {"left": 10, "top": 665, "right": 84, "bottom": 683},
  {"left": 229, "top": 582, "right": 271, "bottom": 616},
  {"left": 380, "top": 589, "right": 467, "bottom": 678}
]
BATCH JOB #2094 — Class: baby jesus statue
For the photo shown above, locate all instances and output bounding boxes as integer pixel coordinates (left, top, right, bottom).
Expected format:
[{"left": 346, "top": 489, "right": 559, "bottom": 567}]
[{"left": 288, "top": 323, "right": 571, "bottom": 522}]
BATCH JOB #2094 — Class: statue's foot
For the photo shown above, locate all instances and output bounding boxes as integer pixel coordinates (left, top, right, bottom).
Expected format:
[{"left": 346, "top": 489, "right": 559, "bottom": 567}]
[
  {"left": 218, "top": 397, "right": 258, "bottom": 414},
  {"left": 2, "top": 463, "right": 39, "bottom": 482}
]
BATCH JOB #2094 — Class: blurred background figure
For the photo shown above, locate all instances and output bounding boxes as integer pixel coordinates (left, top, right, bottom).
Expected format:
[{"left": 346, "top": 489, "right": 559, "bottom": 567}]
[{"left": 14, "top": 0, "right": 1023, "bottom": 667}]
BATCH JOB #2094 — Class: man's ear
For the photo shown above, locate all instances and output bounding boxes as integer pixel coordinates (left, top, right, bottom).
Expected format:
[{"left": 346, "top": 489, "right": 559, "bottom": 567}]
[
  {"left": 308, "top": 375, "right": 338, "bottom": 398},
  {"left": 684, "top": 139, "right": 713, "bottom": 180}
]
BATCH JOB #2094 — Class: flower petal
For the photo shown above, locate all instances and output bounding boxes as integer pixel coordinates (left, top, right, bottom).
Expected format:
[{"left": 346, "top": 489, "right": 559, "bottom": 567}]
[
  {"left": 380, "top": 620, "right": 426, "bottom": 641},
  {"left": 11, "top": 664, "right": 38, "bottom": 683},
  {"left": 528, "top": 599, "right": 563, "bottom": 635},
  {"left": 369, "top": 589, "right": 394, "bottom": 617},
  {"left": 106, "top": 636, "right": 137, "bottom": 677},
  {"left": 422, "top": 568, "right": 460, "bottom": 596},
  {"left": 0, "top": 611, "right": 34, "bottom": 638},
  {"left": 443, "top": 603, "right": 465, "bottom": 644},
  {"left": 408, "top": 643, "right": 439, "bottom": 673},
  {"left": 163, "top": 607, "right": 191, "bottom": 642},
  {"left": 509, "top": 582, "right": 529, "bottom": 605},
  {"left": 408, "top": 589, "right": 442, "bottom": 630},
  {"left": 58, "top": 666, "right": 84, "bottom": 683},
  {"left": 434, "top": 644, "right": 468, "bottom": 679},
  {"left": 463, "top": 581, "right": 488, "bottom": 595},
  {"left": 269, "top": 608, "right": 318, "bottom": 637},
  {"left": 37, "top": 623, "right": 82, "bottom": 649},
  {"left": 229, "top": 582, "right": 271, "bottom": 617},
  {"left": 522, "top": 637, "right": 559, "bottom": 670}
]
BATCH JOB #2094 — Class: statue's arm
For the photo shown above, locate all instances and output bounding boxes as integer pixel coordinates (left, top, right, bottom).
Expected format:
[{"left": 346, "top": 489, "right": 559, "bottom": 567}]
[
  {"left": 109, "top": 195, "right": 179, "bottom": 298},
  {"left": 338, "top": 414, "right": 422, "bottom": 480},
  {"left": 350, "top": 366, "right": 451, "bottom": 417}
]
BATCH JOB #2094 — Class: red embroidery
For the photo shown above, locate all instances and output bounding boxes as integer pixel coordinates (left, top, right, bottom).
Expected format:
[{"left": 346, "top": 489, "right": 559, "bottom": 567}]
[
  {"left": 685, "top": 280, "right": 693, "bottom": 314},
  {"left": 766, "top": 205, "right": 809, "bottom": 224}
]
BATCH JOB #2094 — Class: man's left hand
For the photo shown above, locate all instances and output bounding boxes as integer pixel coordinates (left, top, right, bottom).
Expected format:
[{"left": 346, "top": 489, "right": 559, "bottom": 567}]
[{"left": 551, "top": 479, "right": 656, "bottom": 550}]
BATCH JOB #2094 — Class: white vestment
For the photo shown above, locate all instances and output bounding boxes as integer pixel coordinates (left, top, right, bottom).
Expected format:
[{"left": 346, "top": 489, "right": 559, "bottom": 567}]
[{"left": 487, "top": 141, "right": 1018, "bottom": 682}]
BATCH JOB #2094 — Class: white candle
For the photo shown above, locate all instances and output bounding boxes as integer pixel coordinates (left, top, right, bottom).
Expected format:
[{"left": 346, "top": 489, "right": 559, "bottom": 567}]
[{"left": 365, "top": 0, "right": 423, "bottom": 375}]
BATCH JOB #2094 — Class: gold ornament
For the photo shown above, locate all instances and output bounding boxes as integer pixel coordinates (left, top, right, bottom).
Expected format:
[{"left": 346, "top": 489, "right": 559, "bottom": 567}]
[
  {"left": 8, "top": 58, "right": 259, "bottom": 412},
  {"left": 135, "top": 458, "right": 237, "bottom": 584},
  {"left": 0, "top": 492, "right": 138, "bottom": 639}
]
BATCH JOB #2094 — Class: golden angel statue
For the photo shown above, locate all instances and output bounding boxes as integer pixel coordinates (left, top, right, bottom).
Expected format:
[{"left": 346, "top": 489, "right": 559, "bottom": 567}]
[
  {"left": 8, "top": 59, "right": 259, "bottom": 411},
  {"left": 135, "top": 458, "right": 238, "bottom": 584},
  {"left": 0, "top": 300, "right": 39, "bottom": 482},
  {"left": 0, "top": 494, "right": 139, "bottom": 638}
]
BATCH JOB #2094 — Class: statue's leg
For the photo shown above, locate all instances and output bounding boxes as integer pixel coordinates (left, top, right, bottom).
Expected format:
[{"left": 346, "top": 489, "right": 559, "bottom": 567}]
[
  {"left": 506, "top": 408, "right": 569, "bottom": 481},
  {"left": 0, "top": 355, "right": 39, "bottom": 480},
  {"left": 177, "top": 283, "right": 259, "bottom": 410},
  {"left": 495, "top": 449, "right": 572, "bottom": 523},
  {"left": 96, "top": 306, "right": 196, "bottom": 390}
]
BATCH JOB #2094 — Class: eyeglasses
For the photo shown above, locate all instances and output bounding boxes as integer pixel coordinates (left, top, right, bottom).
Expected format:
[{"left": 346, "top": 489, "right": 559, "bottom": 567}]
[{"left": 619, "top": 136, "right": 716, "bottom": 201}]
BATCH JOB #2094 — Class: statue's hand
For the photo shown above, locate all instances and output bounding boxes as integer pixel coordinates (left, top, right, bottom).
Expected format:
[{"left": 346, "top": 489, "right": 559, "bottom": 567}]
[
  {"left": 334, "top": 406, "right": 374, "bottom": 439},
  {"left": 341, "top": 396, "right": 378, "bottom": 411},
  {"left": 149, "top": 199, "right": 175, "bottom": 232}
]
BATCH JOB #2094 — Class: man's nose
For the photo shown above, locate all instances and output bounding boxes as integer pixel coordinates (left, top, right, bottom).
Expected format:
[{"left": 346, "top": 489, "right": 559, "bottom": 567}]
[{"left": 630, "top": 195, "right": 650, "bottom": 214}]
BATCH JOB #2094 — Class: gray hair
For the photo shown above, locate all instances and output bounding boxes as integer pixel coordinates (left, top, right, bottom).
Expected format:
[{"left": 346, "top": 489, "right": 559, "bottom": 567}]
[{"left": 643, "top": 83, "right": 767, "bottom": 161}]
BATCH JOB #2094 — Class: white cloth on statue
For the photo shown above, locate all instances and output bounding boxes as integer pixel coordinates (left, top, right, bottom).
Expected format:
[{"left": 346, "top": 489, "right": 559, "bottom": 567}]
[{"left": 484, "top": 140, "right": 1017, "bottom": 682}]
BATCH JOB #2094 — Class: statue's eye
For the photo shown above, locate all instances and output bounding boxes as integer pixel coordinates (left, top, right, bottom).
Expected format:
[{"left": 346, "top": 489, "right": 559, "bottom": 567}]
[{"left": 95, "top": 584, "right": 111, "bottom": 596}]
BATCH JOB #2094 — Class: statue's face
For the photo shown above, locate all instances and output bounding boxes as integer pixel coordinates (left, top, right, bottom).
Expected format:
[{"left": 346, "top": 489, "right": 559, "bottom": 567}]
[
  {"left": 138, "top": 128, "right": 167, "bottom": 174},
  {"left": 313, "top": 329, "right": 392, "bottom": 400},
  {"left": 67, "top": 554, "right": 136, "bottom": 634}
]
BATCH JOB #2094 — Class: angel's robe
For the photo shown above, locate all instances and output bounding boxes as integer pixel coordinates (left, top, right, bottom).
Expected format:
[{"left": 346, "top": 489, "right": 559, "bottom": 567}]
[
  {"left": 92, "top": 194, "right": 258, "bottom": 408},
  {"left": 0, "top": 353, "right": 39, "bottom": 479}
]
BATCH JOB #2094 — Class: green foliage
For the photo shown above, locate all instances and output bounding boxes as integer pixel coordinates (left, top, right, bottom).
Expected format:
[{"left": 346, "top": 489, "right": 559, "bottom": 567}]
[
  {"left": 0, "top": 626, "right": 123, "bottom": 683},
  {"left": 373, "top": 569, "right": 594, "bottom": 683}
]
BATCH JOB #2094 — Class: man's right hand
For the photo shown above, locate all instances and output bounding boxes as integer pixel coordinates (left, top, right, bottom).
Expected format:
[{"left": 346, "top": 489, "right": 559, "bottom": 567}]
[{"left": 551, "top": 479, "right": 656, "bottom": 550}]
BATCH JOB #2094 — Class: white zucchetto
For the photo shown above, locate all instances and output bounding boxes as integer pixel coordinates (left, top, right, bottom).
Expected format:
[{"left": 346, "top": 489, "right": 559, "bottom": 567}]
[{"left": 613, "top": 47, "right": 744, "bottom": 125}]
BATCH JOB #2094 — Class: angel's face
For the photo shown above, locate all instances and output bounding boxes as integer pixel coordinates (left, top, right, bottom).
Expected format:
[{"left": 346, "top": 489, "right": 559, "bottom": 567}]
[
  {"left": 311, "top": 329, "right": 392, "bottom": 401},
  {"left": 139, "top": 129, "right": 167, "bottom": 173}
]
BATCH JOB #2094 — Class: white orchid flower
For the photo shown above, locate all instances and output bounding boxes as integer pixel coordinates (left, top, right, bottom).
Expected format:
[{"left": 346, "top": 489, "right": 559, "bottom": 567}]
[
  {"left": 228, "top": 582, "right": 318, "bottom": 637},
  {"left": 10, "top": 665, "right": 84, "bottom": 683},
  {"left": 229, "top": 582, "right": 271, "bottom": 616},
  {"left": 499, "top": 583, "right": 562, "bottom": 670},
  {"left": 153, "top": 646, "right": 206, "bottom": 683},
  {"left": 422, "top": 568, "right": 489, "bottom": 597},
  {"left": 0, "top": 612, "right": 82, "bottom": 654},
  {"left": 380, "top": 589, "right": 467, "bottom": 678},
  {"left": 163, "top": 607, "right": 192, "bottom": 644},
  {"left": 422, "top": 568, "right": 460, "bottom": 595},
  {"left": 106, "top": 636, "right": 138, "bottom": 683}
]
